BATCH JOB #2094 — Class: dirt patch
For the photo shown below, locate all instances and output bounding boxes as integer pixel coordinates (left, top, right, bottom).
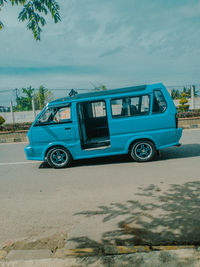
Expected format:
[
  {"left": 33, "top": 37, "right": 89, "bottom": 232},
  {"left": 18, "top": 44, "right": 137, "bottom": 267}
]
[{"left": 2, "top": 231, "right": 67, "bottom": 253}]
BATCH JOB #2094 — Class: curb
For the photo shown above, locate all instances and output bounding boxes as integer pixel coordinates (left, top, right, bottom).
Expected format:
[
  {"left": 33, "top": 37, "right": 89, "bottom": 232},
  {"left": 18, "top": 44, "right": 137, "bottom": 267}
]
[
  {"left": 54, "top": 245, "right": 197, "bottom": 257},
  {"left": 0, "top": 245, "right": 197, "bottom": 261},
  {"left": 0, "top": 138, "right": 27, "bottom": 143},
  {"left": 181, "top": 125, "right": 200, "bottom": 129}
]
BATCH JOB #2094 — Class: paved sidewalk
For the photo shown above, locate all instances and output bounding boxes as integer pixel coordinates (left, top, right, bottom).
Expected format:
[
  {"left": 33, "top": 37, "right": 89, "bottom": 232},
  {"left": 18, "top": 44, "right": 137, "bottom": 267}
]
[
  {"left": 1, "top": 181, "right": 200, "bottom": 265},
  {"left": 1, "top": 248, "right": 200, "bottom": 267}
]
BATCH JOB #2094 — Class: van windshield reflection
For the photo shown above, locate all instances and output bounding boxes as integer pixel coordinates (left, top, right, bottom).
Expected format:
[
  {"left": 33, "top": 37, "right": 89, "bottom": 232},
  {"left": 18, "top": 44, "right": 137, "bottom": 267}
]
[{"left": 36, "top": 105, "right": 71, "bottom": 125}]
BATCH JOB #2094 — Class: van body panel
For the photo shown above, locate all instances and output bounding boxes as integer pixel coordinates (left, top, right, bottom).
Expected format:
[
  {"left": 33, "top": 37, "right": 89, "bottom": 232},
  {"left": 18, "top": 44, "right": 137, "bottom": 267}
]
[
  {"left": 25, "top": 102, "right": 79, "bottom": 161},
  {"left": 25, "top": 141, "right": 77, "bottom": 161},
  {"left": 24, "top": 83, "right": 183, "bottom": 163}
]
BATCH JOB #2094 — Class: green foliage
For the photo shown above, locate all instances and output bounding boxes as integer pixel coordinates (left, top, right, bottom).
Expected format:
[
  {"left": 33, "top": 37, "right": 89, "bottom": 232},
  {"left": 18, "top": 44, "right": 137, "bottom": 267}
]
[
  {"left": 15, "top": 85, "right": 53, "bottom": 111},
  {"left": 0, "top": 0, "right": 61, "bottom": 40},
  {"left": 0, "top": 115, "right": 5, "bottom": 125},
  {"left": 15, "top": 86, "right": 35, "bottom": 111},
  {"left": 94, "top": 84, "right": 108, "bottom": 91},
  {"left": 35, "top": 85, "right": 53, "bottom": 109},
  {"left": 0, "top": 20, "right": 3, "bottom": 30},
  {"left": 0, "top": 122, "right": 32, "bottom": 131},
  {"left": 171, "top": 86, "right": 199, "bottom": 100},
  {"left": 178, "top": 105, "right": 189, "bottom": 112},
  {"left": 177, "top": 110, "right": 200, "bottom": 118},
  {"left": 178, "top": 92, "right": 190, "bottom": 112},
  {"left": 171, "top": 89, "right": 181, "bottom": 100},
  {"left": 179, "top": 98, "right": 187, "bottom": 105}
]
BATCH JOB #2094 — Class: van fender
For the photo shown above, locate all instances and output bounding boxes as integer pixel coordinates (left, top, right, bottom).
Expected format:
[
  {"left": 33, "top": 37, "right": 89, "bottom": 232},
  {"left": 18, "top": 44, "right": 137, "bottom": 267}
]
[
  {"left": 42, "top": 141, "right": 75, "bottom": 161},
  {"left": 125, "top": 135, "right": 158, "bottom": 153}
]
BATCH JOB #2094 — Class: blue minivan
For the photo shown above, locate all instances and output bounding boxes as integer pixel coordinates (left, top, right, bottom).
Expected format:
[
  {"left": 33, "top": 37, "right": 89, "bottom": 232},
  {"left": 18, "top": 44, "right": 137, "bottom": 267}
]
[{"left": 25, "top": 83, "right": 182, "bottom": 168}]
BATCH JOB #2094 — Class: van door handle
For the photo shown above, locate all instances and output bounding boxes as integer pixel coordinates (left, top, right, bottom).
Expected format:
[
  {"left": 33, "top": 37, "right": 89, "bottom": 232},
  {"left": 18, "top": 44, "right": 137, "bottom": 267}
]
[{"left": 65, "top": 127, "right": 71, "bottom": 130}]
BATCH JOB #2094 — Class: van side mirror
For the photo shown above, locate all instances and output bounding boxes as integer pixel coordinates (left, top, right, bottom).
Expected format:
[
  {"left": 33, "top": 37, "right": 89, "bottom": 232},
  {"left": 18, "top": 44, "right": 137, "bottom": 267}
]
[{"left": 35, "top": 119, "right": 41, "bottom": 126}]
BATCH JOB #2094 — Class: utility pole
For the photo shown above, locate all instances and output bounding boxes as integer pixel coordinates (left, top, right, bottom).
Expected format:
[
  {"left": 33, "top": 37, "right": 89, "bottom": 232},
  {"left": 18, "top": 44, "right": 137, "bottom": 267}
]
[
  {"left": 32, "top": 97, "right": 36, "bottom": 120},
  {"left": 191, "top": 85, "right": 195, "bottom": 110},
  {"left": 10, "top": 101, "right": 15, "bottom": 126},
  {"left": 14, "top": 88, "right": 19, "bottom": 99}
]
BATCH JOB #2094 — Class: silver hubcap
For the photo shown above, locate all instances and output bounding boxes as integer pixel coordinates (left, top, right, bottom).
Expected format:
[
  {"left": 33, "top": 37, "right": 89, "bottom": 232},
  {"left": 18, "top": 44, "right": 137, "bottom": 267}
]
[
  {"left": 134, "top": 143, "right": 153, "bottom": 160},
  {"left": 50, "top": 149, "right": 68, "bottom": 167}
]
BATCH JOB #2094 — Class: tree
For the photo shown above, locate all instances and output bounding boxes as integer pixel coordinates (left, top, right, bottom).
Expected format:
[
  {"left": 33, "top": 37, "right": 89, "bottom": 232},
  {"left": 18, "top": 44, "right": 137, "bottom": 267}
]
[
  {"left": 16, "top": 86, "right": 35, "bottom": 111},
  {"left": 171, "top": 86, "right": 199, "bottom": 100},
  {"left": 15, "top": 85, "right": 53, "bottom": 111},
  {"left": 178, "top": 92, "right": 190, "bottom": 112},
  {"left": 35, "top": 85, "right": 53, "bottom": 109},
  {"left": 0, "top": 115, "right": 5, "bottom": 125},
  {"left": 0, "top": 0, "right": 61, "bottom": 40},
  {"left": 184, "top": 86, "right": 199, "bottom": 98},
  {"left": 171, "top": 89, "right": 181, "bottom": 100}
]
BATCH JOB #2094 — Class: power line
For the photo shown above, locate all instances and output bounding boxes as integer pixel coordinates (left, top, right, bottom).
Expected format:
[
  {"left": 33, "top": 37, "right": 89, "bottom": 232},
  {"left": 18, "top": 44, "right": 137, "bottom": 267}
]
[
  {"left": 0, "top": 88, "right": 91, "bottom": 93},
  {"left": 0, "top": 84, "right": 200, "bottom": 94},
  {"left": 0, "top": 89, "right": 14, "bottom": 93}
]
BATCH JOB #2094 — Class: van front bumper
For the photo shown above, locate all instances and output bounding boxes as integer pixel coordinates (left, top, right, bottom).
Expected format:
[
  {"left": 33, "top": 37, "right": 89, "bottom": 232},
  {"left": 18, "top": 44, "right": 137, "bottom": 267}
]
[{"left": 24, "top": 144, "right": 44, "bottom": 161}]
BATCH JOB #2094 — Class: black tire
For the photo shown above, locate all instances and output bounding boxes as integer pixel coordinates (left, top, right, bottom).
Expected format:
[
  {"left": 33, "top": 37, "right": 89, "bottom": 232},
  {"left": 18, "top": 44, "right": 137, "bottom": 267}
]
[
  {"left": 130, "top": 140, "right": 156, "bottom": 162},
  {"left": 46, "top": 146, "right": 71, "bottom": 168}
]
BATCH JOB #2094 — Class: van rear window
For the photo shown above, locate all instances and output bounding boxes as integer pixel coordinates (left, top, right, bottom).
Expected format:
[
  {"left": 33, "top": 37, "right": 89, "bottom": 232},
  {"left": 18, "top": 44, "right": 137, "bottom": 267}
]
[
  {"left": 152, "top": 90, "right": 167, "bottom": 113},
  {"left": 111, "top": 95, "right": 150, "bottom": 118}
]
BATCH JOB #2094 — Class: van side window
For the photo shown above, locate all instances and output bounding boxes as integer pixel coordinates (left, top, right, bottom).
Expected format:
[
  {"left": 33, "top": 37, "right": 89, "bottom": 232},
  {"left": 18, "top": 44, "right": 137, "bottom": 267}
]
[
  {"left": 111, "top": 95, "right": 150, "bottom": 118},
  {"left": 91, "top": 101, "right": 106, "bottom": 118},
  {"left": 152, "top": 90, "right": 167, "bottom": 113},
  {"left": 37, "top": 105, "right": 71, "bottom": 125},
  {"left": 54, "top": 106, "right": 71, "bottom": 122}
]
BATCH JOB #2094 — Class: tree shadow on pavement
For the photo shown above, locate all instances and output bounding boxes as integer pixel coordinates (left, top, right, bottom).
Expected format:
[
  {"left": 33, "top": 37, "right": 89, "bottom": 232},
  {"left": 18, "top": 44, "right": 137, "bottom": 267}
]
[{"left": 70, "top": 181, "right": 200, "bottom": 266}]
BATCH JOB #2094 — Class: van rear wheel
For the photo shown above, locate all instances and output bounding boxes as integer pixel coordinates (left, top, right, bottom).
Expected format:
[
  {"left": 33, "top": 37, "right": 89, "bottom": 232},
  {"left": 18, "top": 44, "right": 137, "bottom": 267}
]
[
  {"left": 130, "top": 141, "right": 156, "bottom": 162},
  {"left": 47, "top": 147, "right": 71, "bottom": 168}
]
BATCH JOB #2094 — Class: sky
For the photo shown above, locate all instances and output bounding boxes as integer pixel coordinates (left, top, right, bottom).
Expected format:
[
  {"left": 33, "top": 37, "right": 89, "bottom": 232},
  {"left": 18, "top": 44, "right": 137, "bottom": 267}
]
[{"left": 0, "top": 0, "right": 200, "bottom": 105}]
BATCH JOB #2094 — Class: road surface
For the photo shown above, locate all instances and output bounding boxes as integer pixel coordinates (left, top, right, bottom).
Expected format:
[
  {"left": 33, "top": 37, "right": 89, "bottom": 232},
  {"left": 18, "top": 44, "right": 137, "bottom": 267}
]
[{"left": 0, "top": 129, "right": 200, "bottom": 250}]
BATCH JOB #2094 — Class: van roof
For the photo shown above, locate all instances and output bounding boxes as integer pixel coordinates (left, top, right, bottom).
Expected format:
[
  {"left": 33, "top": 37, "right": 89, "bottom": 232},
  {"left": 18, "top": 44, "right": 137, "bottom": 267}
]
[{"left": 50, "top": 84, "right": 147, "bottom": 104}]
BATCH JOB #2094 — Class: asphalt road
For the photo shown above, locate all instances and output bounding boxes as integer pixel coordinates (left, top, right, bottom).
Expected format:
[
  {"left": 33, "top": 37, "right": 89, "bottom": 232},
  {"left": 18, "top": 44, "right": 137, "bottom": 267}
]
[{"left": 0, "top": 129, "right": 200, "bottom": 249}]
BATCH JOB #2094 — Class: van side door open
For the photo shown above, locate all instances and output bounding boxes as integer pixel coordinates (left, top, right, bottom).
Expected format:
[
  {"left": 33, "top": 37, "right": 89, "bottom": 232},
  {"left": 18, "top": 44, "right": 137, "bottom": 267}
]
[{"left": 77, "top": 100, "right": 110, "bottom": 149}]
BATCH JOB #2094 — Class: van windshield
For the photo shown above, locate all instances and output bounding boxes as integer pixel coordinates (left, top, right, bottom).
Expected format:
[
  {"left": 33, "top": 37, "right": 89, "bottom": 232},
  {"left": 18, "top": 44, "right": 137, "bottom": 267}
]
[{"left": 36, "top": 105, "right": 71, "bottom": 125}]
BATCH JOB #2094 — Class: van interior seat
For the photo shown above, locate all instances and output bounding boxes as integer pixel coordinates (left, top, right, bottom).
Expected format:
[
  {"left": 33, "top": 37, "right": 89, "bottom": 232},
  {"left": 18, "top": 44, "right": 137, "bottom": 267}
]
[
  {"left": 121, "top": 105, "right": 138, "bottom": 116},
  {"left": 130, "top": 105, "right": 138, "bottom": 115},
  {"left": 85, "top": 117, "right": 109, "bottom": 139}
]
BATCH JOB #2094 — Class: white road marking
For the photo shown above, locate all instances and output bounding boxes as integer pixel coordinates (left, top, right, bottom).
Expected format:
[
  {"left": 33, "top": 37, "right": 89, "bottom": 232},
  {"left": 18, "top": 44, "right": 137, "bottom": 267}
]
[
  {"left": 0, "top": 142, "right": 28, "bottom": 145},
  {"left": 0, "top": 161, "right": 39, "bottom": 166}
]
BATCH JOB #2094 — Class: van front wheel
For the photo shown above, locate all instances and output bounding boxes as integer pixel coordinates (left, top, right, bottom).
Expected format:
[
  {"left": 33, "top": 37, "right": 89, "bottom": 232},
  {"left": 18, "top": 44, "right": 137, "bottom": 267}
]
[
  {"left": 47, "top": 147, "right": 71, "bottom": 168},
  {"left": 130, "top": 141, "right": 156, "bottom": 162}
]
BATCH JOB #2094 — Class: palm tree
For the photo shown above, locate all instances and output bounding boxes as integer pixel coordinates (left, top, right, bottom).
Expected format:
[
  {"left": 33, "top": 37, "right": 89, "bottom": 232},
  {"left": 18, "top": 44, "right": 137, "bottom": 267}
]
[
  {"left": 0, "top": 0, "right": 61, "bottom": 40},
  {"left": 171, "top": 89, "right": 181, "bottom": 100},
  {"left": 36, "top": 85, "right": 53, "bottom": 109}
]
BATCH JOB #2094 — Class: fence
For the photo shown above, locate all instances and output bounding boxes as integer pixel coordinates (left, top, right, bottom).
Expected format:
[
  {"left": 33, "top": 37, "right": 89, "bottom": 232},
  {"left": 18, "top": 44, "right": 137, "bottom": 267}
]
[{"left": 0, "top": 110, "right": 41, "bottom": 124}]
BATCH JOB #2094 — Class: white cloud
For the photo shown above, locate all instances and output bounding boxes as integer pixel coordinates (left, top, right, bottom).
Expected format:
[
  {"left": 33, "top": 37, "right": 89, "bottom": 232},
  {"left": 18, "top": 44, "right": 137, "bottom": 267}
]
[{"left": 0, "top": 0, "right": 200, "bottom": 105}]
